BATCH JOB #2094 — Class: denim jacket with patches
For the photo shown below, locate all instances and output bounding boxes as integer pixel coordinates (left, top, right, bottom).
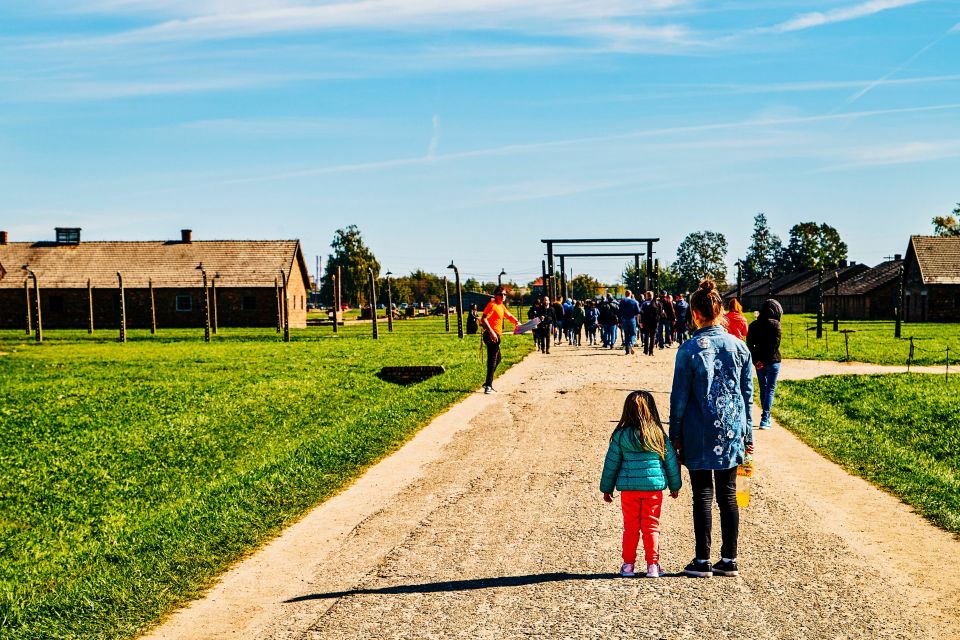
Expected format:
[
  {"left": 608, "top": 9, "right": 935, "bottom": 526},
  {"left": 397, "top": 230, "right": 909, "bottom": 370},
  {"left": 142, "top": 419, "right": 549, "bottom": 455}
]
[{"left": 669, "top": 325, "right": 754, "bottom": 471}]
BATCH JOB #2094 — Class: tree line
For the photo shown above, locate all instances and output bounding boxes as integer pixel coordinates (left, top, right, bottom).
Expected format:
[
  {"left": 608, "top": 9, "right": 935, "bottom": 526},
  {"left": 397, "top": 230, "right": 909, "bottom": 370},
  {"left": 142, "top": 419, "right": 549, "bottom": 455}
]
[{"left": 320, "top": 204, "right": 957, "bottom": 305}]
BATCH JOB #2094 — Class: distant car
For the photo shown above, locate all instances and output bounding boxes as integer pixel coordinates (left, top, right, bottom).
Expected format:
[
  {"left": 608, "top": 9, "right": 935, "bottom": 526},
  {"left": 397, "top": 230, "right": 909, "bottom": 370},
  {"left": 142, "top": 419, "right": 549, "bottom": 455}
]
[
  {"left": 377, "top": 303, "right": 385, "bottom": 309},
  {"left": 400, "top": 303, "right": 409, "bottom": 309},
  {"left": 425, "top": 303, "right": 433, "bottom": 309},
  {"left": 340, "top": 304, "right": 350, "bottom": 311}
]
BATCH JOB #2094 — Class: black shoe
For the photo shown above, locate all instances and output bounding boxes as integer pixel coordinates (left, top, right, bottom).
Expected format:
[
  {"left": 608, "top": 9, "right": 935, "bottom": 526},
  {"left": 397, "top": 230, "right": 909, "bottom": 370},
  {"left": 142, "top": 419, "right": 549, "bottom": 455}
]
[
  {"left": 683, "top": 559, "right": 713, "bottom": 578},
  {"left": 712, "top": 560, "right": 739, "bottom": 576}
]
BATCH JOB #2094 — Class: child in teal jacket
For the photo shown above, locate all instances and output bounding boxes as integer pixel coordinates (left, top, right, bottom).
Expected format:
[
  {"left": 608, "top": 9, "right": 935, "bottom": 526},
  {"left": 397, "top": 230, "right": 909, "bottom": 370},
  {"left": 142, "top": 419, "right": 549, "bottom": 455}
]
[{"left": 600, "top": 390, "right": 682, "bottom": 578}]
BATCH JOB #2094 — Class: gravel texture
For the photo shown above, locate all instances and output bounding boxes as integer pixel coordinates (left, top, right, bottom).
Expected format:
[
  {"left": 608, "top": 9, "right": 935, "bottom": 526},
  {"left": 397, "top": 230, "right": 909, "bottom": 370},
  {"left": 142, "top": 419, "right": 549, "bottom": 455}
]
[{"left": 143, "top": 346, "right": 959, "bottom": 640}]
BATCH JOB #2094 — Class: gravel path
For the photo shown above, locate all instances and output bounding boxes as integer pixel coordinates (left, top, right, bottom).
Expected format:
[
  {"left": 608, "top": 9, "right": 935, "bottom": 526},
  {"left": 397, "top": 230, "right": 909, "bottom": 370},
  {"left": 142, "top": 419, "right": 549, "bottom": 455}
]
[{"left": 143, "top": 346, "right": 960, "bottom": 640}]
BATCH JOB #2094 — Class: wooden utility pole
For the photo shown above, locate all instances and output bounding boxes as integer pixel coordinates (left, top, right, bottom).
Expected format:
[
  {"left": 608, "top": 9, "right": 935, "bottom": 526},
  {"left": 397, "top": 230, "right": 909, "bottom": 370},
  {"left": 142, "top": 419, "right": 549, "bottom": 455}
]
[
  {"left": 117, "top": 272, "right": 127, "bottom": 344},
  {"left": 559, "top": 256, "right": 566, "bottom": 300},
  {"left": 148, "top": 278, "right": 156, "bottom": 335},
  {"left": 88, "top": 279, "right": 95, "bottom": 334},
  {"left": 24, "top": 279, "right": 32, "bottom": 335}
]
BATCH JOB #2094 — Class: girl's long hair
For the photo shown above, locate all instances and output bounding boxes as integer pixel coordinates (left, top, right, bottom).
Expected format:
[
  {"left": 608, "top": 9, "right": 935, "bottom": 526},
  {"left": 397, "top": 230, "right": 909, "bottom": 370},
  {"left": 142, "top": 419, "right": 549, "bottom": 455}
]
[{"left": 611, "top": 390, "right": 667, "bottom": 459}]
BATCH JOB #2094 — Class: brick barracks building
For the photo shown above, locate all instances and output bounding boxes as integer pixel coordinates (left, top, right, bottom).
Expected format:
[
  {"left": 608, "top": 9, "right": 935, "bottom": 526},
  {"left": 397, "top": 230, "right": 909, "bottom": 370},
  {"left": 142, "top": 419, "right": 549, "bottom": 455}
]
[{"left": 0, "top": 228, "right": 311, "bottom": 330}]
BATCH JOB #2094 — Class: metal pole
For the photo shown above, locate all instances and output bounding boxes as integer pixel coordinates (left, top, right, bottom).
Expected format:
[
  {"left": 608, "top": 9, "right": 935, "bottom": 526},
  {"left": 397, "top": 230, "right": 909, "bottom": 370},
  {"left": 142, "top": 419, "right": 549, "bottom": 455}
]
[
  {"left": 736, "top": 261, "right": 742, "bottom": 301},
  {"left": 444, "top": 276, "right": 451, "bottom": 332},
  {"left": 336, "top": 266, "right": 342, "bottom": 319},
  {"left": 202, "top": 269, "right": 211, "bottom": 343},
  {"left": 833, "top": 270, "right": 839, "bottom": 331},
  {"left": 88, "top": 279, "right": 95, "bottom": 334},
  {"left": 767, "top": 271, "right": 773, "bottom": 298},
  {"left": 117, "top": 271, "right": 126, "bottom": 344},
  {"left": 541, "top": 260, "right": 547, "bottom": 298},
  {"left": 24, "top": 279, "right": 31, "bottom": 335},
  {"left": 211, "top": 276, "right": 219, "bottom": 335},
  {"left": 455, "top": 267, "right": 464, "bottom": 339},
  {"left": 331, "top": 274, "right": 339, "bottom": 334},
  {"left": 368, "top": 267, "right": 379, "bottom": 340},
  {"left": 275, "top": 277, "right": 283, "bottom": 334},
  {"left": 281, "top": 269, "right": 290, "bottom": 343},
  {"left": 895, "top": 265, "right": 904, "bottom": 338},
  {"left": 559, "top": 256, "right": 566, "bottom": 301},
  {"left": 816, "top": 268, "right": 823, "bottom": 339},
  {"left": 546, "top": 242, "right": 555, "bottom": 300},
  {"left": 149, "top": 278, "right": 156, "bottom": 335},
  {"left": 634, "top": 254, "right": 641, "bottom": 293},
  {"left": 646, "top": 240, "right": 654, "bottom": 291},
  {"left": 386, "top": 274, "right": 394, "bottom": 333},
  {"left": 23, "top": 270, "right": 42, "bottom": 342}
]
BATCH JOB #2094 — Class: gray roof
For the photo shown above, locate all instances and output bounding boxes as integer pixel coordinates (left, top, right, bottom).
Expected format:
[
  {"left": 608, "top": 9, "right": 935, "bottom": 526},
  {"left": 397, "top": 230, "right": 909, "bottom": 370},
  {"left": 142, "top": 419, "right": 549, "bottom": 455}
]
[{"left": 909, "top": 235, "right": 960, "bottom": 285}]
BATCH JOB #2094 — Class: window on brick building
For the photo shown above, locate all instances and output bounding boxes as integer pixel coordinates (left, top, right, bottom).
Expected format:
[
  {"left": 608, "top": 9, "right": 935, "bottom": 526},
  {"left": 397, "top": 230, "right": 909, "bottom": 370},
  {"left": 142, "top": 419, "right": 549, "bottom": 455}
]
[
  {"left": 176, "top": 295, "right": 192, "bottom": 312},
  {"left": 242, "top": 295, "right": 257, "bottom": 310}
]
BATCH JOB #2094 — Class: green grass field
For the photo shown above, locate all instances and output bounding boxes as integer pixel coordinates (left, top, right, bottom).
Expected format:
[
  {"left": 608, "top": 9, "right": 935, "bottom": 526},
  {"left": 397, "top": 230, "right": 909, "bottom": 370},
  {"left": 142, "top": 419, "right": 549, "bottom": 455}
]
[
  {"left": 774, "top": 314, "right": 960, "bottom": 366},
  {"left": 0, "top": 318, "right": 533, "bottom": 639},
  {"left": 774, "top": 374, "right": 960, "bottom": 534}
]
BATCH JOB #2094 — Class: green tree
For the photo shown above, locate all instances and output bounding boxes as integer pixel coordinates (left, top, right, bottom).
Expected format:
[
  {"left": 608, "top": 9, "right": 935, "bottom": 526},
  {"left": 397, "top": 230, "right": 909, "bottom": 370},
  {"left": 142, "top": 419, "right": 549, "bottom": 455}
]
[
  {"left": 742, "top": 213, "right": 785, "bottom": 280},
  {"left": 570, "top": 274, "right": 602, "bottom": 299},
  {"left": 623, "top": 261, "right": 682, "bottom": 294},
  {"left": 932, "top": 203, "right": 960, "bottom": 236},
  {"left": 463, "top": 277, "right": 482, "bottom": 292},
  {"left": 319, "top": 225, "right": 380, "bottom": 306},
  {"left": 783, "top": 222, "right": 848, "bottom": 270},
  {"left": 674, "top": 231, "right": 729, "bottom": 292}
]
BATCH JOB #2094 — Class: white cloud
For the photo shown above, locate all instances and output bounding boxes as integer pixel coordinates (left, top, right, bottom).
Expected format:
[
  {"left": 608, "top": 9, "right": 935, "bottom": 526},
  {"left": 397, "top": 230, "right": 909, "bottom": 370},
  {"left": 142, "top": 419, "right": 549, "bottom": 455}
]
[
  {"left": 769, "top": 0, "right": 925, "bottom": 33},
  {"left": 817, "top": 139, "right": 960, "bottom": 171},
  {"left": 31, "top": 0, "right": 698, "bottom": 48}
]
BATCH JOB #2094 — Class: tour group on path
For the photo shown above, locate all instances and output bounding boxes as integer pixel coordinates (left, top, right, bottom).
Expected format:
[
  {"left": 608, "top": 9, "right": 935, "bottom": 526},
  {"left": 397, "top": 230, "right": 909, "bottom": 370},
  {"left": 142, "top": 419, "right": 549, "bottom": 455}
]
[{"left": 144, "top": 343, "right": 960, "bottom": 639}]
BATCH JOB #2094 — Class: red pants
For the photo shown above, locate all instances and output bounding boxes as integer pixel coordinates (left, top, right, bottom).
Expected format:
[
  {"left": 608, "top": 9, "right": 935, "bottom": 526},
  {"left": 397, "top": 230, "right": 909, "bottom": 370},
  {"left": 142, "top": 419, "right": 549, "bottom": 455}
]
[{"left": 620, "top": 490, "right": 663, "bottom": 565}]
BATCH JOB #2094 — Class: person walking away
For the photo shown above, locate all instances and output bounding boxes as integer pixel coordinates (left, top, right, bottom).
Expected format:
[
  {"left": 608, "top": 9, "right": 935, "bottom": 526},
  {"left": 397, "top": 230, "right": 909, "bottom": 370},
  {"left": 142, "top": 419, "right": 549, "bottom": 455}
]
[
  {"left": 480, "top": 286, "right": 519, "bottom": 394},
  {"left": 571, "top": 301, "right": 585, "bottom": 346},
  {"left": 551, "top": 299, "right": 565, "bottom": 345},
  {"left": 725, "top": 297, "right": 748, "bottom": 341},
  {"left": 585, "top": 300, "right": 600, "bottom": 345},
  {"left": 535, "top": 296, "right": 555, "bottom": 354},
  {"left": 746, "top": 299, "right": 782, "bottom": 429},
  {"left": 601, "top": 390, "right": 682, "bottom": 578},
  {"left": 466, "top": 304, "right": 480, "bottom": 335},
  {"left": 639, "top": 292, "right": 661, "bottom": 356},
  {"left": 673, "top": 293, "right": 689, "bottom": 344},
  {"left": 617, "top": 291, "right": 641, "bottom": 355},
  {"left": 659, "top": 292, "right": 676, "bottom": 348},
  {"left": 528, "top": 299, "right": 543, "bottom": 347},
  {"left": 669, "top": 278, "right": 754, "bottom": 578},
  {"left": 599, "top": 294, "right": 618, "bottom": 348},
  {"left": 563, "top": 299, "right": 575, "bottom": 344}
]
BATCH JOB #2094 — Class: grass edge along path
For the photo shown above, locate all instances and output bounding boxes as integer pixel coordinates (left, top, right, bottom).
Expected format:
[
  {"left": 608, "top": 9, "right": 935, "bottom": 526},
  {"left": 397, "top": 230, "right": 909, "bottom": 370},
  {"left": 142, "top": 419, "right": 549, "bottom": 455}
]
[
  {"left": 774, "top": 373, "right": 960, "bottom": 536},
  {"left": 0, "top": 322, "right": 533, "bottom": 640}
]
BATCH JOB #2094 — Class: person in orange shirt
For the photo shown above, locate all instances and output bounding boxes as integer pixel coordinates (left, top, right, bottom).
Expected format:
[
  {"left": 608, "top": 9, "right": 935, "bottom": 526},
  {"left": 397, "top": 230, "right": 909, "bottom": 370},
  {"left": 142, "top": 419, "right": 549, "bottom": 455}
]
[
  {"left": 725, "top": 297, "right": 748, "bottom": 340},
  {"left": 481, "top": 286, "right": 520, "bottom": 394}
]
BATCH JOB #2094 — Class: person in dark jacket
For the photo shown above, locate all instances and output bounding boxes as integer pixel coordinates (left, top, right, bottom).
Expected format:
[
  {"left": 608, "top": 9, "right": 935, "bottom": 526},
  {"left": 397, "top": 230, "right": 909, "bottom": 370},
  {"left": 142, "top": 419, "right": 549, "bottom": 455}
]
[
  {"left": 551, "top": 300, "right": 566, "bottom": 344},
  {"left": 658, "top": 292, "right": 676, "bottom": 348},
  {"left": 746, "top": 299, "right": 783, "bottom": 429},
  {"left": 536, "top": 296, "right": 556, "bottom": 353},
  {"left": 599, "top": 295, "right": 619, "bottom": 349},
  {"left": 639, "top": 292, "right": 661, "bottom": 356},
  {"left": 466, "top": 304, "right": 479, "bottom": 335},
  {"left": 673, "top": 293, "right": 690, "bottom": 343}
]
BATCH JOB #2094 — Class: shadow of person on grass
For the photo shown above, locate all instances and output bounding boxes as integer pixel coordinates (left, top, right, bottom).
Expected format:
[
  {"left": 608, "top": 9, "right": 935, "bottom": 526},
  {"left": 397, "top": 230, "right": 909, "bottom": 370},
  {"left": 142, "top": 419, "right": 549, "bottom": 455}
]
[{"left": 285, "top": 572, "right": 625, "bottom": 602}]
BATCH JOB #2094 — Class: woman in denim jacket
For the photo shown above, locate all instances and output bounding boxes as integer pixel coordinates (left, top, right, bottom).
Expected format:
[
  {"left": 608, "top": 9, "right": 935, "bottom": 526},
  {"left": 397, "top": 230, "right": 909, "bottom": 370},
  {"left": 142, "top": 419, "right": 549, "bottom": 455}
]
[{"left": 669, "top": 278, "right": 754, "bottom": 578}]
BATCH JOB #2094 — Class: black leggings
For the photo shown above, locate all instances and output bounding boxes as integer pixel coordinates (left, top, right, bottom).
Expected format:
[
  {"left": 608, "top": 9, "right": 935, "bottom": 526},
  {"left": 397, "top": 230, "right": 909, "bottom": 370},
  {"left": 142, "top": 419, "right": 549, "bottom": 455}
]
[
  {"left": 688, "top": 467, "right": 739, "bottom": 560},
  {"left": 484, "top": 333, "right": 502, "bottom": 387}
]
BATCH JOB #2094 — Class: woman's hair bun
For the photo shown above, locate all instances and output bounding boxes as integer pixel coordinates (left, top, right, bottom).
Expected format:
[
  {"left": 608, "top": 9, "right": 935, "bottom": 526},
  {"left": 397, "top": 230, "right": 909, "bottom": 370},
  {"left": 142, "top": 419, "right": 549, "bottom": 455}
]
[{"left": 697, "top": 278, "right": 716, "bottom": 293}]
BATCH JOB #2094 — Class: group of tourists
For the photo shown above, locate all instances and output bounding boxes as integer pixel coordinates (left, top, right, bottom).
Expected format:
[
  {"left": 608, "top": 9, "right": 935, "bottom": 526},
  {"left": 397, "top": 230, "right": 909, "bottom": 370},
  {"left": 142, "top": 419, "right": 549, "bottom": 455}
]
[
  {"left": 525, "top": 290, "right": 693, "bottom": 356},
  {"left": 475, "top": 280, "right": 784, "bottom": 578}
]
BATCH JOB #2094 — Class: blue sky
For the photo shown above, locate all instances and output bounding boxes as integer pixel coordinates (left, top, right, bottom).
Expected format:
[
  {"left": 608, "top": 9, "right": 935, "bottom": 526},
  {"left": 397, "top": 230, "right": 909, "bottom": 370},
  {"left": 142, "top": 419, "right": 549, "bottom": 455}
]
[{"left": 2, "top": 0, "right": 959, "bottom": 285}]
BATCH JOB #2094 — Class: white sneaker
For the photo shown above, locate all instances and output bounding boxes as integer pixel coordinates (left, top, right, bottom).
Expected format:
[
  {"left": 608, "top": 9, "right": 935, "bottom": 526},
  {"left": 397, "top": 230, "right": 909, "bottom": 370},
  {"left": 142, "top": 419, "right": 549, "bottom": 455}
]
[
  {"left": 646, "top": 563, "right": 664, "bottom": 578},
  {"left": 484, "top": 386, "right": 497, "bottom": 394},
  {"left": 620, "top": 563, "right": 636, "bottom": 577}
]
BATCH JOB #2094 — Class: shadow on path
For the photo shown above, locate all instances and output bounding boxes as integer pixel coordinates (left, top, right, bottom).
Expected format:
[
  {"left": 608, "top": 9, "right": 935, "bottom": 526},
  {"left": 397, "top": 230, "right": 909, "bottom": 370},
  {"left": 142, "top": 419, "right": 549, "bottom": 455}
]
[{"left": 285, "top": 572, "right": 619, "bottom": 602}]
